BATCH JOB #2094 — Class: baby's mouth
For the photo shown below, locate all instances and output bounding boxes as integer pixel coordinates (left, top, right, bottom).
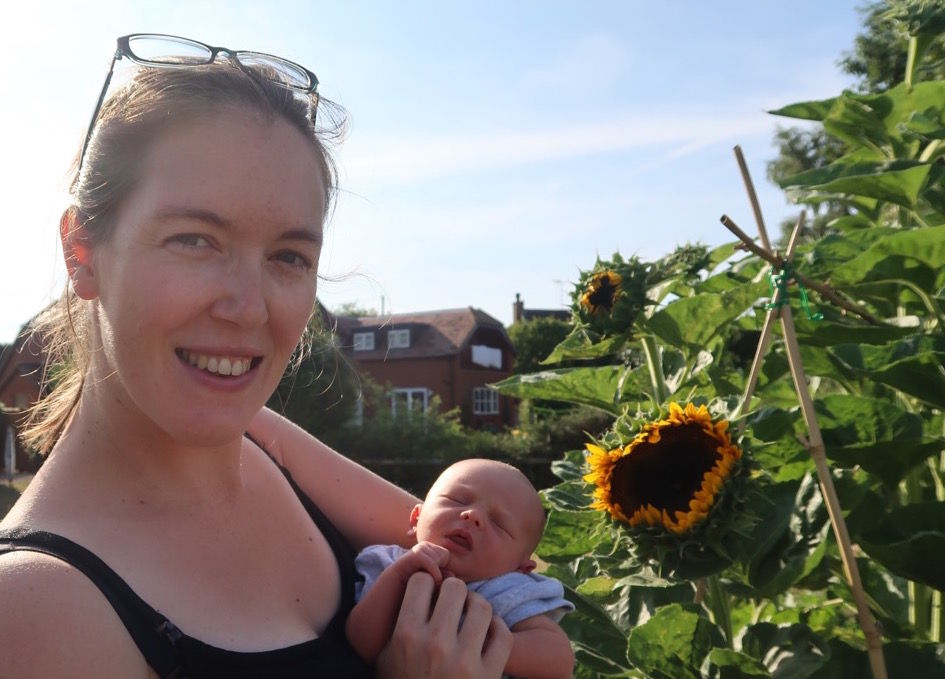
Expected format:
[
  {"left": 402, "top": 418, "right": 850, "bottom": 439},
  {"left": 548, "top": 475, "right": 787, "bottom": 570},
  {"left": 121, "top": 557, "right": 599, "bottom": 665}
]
[
  {"left": 177, "top": 350, "right": 260, "bottom": 377},
  {"left": 446, "top": 531, "right": 472, "bottom": 551}
]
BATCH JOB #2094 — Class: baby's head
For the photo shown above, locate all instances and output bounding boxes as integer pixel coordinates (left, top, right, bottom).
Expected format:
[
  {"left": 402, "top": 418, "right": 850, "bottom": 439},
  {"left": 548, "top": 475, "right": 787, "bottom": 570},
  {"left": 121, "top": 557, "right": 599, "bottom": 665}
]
[{"left": 409, "top": 458, "right": 546, "bottom": 582}]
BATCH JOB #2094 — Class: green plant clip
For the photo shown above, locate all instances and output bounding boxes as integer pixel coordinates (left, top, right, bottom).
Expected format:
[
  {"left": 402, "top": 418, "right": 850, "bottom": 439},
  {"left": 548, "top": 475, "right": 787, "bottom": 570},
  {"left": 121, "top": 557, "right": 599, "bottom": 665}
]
[{"left": 764, "top": 261, "right": 824, "bottom": 321}]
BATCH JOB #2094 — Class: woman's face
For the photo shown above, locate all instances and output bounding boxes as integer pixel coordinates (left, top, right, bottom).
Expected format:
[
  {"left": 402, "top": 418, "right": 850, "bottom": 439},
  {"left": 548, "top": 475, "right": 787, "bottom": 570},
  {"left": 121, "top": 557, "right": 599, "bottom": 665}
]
[{"left": 84, "top": 108, "right": 326, "bottom": 447}]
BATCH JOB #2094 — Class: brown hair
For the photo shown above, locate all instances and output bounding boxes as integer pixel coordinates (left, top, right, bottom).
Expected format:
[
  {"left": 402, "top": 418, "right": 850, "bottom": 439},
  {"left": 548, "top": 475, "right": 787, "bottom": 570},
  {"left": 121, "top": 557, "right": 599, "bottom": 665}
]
[{"left": 21, "top": 61, "right": 346, "bottom": 454}]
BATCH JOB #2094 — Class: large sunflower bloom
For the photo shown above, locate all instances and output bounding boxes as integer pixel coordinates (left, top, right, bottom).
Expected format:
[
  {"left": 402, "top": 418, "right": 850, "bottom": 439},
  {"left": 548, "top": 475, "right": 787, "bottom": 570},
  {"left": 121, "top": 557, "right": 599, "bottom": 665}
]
[
  {"left": 584, "top": 403, "right": 741, "bottom": 535},
  {"left": 580, "top": 270, "right": 622, "bottom": 315}
]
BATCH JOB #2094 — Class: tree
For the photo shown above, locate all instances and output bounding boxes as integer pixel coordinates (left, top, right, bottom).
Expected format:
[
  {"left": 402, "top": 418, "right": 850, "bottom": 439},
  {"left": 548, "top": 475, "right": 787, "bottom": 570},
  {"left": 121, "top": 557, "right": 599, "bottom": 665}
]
[
  {"left": 266, "top": 326, "right": 362, "bottom": 439},
  {"left": 766, "top": 0, "right": 945, "bottom": 244},
  {"left": 506, "top": 317, "right": 571, "bottom": 374}
]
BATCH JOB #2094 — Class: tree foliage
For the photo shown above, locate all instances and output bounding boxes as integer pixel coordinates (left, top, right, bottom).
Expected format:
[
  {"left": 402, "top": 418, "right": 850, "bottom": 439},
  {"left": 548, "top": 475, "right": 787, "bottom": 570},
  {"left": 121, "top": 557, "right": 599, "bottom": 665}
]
[{"left": 507, "top": 317, "right": 572, "bottom": 374}]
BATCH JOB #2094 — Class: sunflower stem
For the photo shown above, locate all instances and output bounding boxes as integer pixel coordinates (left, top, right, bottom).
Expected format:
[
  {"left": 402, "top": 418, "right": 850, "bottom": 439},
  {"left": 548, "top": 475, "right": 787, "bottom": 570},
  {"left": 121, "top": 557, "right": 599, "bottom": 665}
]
[
  {"left": 705, "top": 574, "right": 733, "bottom": 648},
  {"left": 641, "top": 335, "right": 669, "bottom": 404}
]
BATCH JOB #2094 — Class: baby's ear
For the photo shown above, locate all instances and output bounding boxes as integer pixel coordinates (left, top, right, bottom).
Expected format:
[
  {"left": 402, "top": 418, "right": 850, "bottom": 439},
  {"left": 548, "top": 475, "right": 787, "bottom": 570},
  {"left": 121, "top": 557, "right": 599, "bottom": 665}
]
[
  {"left": 407, "top": 503, "right": 423, "bottom": 536},
  {"left": 516, "top": 558, "right": 537, "bottom": 574}
]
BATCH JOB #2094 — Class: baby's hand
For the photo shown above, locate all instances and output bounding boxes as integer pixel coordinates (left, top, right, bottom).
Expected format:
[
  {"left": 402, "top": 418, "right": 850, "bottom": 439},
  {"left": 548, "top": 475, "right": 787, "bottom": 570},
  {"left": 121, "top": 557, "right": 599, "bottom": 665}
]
[{"left": 392, "top": 541, "right": 451, "bottom": 587}]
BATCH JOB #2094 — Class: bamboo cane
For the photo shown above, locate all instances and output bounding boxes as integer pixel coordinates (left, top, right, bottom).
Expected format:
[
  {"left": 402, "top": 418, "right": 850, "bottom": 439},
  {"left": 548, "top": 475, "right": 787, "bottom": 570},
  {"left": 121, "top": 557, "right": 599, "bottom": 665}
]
[
  {"left": 727, "top": 152, "right": 887, "bottom": 679},
  {"left": 733, "top": 145, "right": 773, "bottom": 253},
  {"left": 719, "top": 215, "right": 884, "bottom": 326},
  {"left": 779, "top": 301, "right": 888, "bottom": 679}
]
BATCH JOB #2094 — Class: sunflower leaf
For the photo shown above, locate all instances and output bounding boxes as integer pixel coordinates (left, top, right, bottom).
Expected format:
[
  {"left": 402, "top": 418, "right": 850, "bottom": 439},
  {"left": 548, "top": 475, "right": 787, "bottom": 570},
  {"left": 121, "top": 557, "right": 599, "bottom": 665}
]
[
  {"left": 626, "top": 603, "right": 724, "bottom": 679},
  {"left": 741, "top": 622, "right": 830, "bottom": 679},
  {"left": 859, "top": 501, "right": 945, "bottom": 591},
  {"left": 808, "top": 639, "right": 945, "bottom": 679},
  {"left": 700, "top": 648, "right": 771, "bottom": 679}
]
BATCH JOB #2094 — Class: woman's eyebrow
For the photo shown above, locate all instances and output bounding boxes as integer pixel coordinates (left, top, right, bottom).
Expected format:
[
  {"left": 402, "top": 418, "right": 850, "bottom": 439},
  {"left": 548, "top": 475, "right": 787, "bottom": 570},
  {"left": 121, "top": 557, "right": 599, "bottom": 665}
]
[
  {"left": 154, "top": 206, "right": 322, "bottom": 245},
  {"left": 154, "top": 206, "right": 230, "bottom": 227}
]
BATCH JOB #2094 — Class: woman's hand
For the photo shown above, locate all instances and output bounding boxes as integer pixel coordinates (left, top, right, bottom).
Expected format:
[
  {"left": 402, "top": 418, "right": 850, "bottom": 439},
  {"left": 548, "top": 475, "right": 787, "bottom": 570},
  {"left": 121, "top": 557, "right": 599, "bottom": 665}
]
[{"left": 376, "top": 573, "right": 512, "bottom": 679}]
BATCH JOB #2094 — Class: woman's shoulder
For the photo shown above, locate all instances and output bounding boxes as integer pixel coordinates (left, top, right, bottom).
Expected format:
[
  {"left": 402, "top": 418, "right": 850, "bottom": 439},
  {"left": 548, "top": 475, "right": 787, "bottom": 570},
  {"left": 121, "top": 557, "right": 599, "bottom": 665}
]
[{"left": 0, "top": 548, "right": 152, "bottom": 677}]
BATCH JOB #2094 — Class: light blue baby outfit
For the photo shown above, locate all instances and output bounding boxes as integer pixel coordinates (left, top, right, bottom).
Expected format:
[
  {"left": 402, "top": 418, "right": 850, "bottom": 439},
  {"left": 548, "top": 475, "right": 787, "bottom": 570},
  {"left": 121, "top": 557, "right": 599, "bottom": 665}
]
[{"left": 354, "top": 544, "right": 575, "bottom": 627}]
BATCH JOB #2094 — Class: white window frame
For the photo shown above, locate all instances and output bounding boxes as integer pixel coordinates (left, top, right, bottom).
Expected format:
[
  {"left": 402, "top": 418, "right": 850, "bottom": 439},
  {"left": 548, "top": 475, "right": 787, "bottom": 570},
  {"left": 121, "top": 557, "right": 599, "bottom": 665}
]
[
  {"left": 388, "top": 329, "right": 410, "bottom": 349},
  {"left": 352, "top": 332, "right": 375, "bottom": 351},
  {"left": 472, "top": 387, "right": 500, "bottom": 415},
  {"left": 391, "top": 387, "right": 431, "bottom": 416}
]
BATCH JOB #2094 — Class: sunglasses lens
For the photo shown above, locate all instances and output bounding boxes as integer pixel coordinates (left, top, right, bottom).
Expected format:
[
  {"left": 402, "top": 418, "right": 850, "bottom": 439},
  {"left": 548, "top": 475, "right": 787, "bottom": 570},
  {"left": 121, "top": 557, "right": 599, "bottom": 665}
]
[{"left": 127, "top": 35, "right": 213, "bottom": 65}]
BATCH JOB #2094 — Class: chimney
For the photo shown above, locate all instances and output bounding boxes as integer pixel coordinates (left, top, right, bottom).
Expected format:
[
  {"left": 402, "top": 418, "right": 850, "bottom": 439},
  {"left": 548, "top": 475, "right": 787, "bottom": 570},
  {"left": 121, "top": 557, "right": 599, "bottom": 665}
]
[{"left": 513, "top": 293, "right": 524, "bottom": 323}]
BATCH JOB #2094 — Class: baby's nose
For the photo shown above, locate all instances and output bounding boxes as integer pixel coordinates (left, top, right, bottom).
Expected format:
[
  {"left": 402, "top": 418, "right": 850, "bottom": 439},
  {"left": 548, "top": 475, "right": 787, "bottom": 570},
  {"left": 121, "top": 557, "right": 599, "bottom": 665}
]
[{"left": 461, "top": 508, "right": 482, "bottom": 527}]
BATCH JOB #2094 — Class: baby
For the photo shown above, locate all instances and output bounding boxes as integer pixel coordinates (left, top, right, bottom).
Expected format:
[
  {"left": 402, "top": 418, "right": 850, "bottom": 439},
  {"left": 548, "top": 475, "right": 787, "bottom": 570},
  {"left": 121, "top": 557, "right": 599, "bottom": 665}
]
[{"left": 345, "top": 458, "right": 575, "bottom": 679}]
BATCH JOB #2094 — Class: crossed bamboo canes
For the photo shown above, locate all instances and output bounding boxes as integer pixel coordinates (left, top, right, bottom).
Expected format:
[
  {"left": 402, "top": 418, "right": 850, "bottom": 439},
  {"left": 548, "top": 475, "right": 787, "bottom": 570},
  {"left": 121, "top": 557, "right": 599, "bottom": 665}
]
[{"left": 725, "top": 146, "right": 888, "bottom": 679}]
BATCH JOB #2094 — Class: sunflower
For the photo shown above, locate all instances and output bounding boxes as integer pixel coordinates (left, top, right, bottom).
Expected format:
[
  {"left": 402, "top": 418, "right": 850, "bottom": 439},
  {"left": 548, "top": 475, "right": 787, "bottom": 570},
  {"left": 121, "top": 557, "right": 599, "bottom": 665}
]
[
  {"left": 584, "top": 402, "right": 741, "bottom": 535},
  {"left": 580, "top": 270, "right": 623, "bottom": 315}
]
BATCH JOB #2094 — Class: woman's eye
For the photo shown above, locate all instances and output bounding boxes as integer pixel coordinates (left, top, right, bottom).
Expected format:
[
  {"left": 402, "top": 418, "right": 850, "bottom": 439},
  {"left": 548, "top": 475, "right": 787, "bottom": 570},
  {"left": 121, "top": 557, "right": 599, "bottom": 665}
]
[
  {"left": 273, "top": 250, "right": 314, "bottom": 270},
  {"left": 171, "top": 234, "right": 211, "bottom": 249}
]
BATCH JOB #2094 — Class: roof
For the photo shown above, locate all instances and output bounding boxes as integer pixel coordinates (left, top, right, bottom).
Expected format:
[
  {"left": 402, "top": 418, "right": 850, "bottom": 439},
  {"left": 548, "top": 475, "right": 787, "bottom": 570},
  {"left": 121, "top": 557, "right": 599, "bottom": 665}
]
[{"left": 333, "top": 307, "right": 512, "bottom": 360}]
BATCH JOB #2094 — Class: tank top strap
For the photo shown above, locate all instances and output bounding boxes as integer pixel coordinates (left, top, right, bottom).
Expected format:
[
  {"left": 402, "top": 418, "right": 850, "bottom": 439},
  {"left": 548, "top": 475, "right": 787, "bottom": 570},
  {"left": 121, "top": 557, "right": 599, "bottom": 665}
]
[{"left": 0, "top": 527, "right": 188, "bottom": 678}]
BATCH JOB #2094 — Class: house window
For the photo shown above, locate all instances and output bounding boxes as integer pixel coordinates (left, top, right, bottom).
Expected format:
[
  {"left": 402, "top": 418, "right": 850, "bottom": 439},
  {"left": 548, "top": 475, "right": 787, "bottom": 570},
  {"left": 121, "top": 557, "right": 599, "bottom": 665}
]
[
  {"left": 471, "top": 344, "right": 502, "bottom": 369},
  {"left": 472, "top": 387, "right": 499, "bottom": 415},
  {"left": 391, "top": 388, "right": 430, "bottom": 416},
  {"left": 388, "top": 329, "right": 410, "bottom": 349},
  {"left": 353, "top": 332, "right": 375, "bottom": 351}
]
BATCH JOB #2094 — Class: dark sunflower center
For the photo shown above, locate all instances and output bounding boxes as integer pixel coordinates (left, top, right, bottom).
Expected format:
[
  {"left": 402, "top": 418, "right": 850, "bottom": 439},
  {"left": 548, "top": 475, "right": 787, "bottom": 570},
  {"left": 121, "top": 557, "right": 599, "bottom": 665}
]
[
  {"left": 588, "top": 279, "right": 618, "bottom": 311},
  {"left": 609, "top": 423, "right": 719, "bottom": 516}
]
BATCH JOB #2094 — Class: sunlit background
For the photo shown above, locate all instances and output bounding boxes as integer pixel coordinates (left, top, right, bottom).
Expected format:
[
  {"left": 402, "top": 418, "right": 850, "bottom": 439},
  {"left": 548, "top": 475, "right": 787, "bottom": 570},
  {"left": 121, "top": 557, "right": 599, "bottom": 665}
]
[{"left": 0, "top": 0, "right": 862, "bottom": 342}]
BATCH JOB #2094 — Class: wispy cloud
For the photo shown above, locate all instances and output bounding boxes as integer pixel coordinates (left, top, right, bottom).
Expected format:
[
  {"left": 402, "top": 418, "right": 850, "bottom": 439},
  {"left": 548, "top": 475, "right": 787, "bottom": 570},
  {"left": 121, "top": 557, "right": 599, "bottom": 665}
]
[{"left": 341, "top": 111, "right": 777, "bottom": 186}]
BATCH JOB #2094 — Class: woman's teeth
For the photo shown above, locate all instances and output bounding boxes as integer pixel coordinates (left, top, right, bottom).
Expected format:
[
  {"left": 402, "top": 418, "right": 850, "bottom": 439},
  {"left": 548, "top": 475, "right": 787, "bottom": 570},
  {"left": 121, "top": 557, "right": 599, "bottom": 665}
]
[{"left": 180, "top": 351, "right": 252, "bottom": 376}]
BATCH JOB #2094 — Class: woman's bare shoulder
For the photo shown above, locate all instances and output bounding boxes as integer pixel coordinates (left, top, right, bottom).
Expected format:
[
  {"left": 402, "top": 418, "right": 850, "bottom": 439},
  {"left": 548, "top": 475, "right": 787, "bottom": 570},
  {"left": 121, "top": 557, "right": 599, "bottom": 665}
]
[{"left": 0, "top": 549, "right": 152, "bottom": 678}]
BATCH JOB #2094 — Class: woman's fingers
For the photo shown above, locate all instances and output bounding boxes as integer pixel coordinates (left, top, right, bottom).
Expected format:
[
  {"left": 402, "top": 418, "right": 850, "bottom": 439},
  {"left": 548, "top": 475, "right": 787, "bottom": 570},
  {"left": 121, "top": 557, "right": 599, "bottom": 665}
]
[
  {"left": 377, "top": 573, "right": 509, "bottom": 679},
  {"left": 482, "top": 615, "right": 513, "bottom": 676}
]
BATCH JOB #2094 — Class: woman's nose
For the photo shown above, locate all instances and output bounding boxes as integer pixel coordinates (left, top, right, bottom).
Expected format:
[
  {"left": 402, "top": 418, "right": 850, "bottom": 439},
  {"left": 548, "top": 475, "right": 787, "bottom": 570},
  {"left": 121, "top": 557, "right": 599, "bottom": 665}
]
[{"left": 210, "top": 258, "right": 269, "bottom": 327}]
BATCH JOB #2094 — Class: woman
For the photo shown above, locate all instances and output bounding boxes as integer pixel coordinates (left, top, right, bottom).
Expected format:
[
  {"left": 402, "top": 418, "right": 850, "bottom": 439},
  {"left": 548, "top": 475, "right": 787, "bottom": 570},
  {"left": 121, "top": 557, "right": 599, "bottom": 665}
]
[{"left": 0, "top": 34, "right": 510, "bottom": 678}]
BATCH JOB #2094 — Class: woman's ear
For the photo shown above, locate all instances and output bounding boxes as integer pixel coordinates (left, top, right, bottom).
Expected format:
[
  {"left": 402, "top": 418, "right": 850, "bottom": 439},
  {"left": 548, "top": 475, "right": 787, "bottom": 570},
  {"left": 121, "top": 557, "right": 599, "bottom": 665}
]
[{"left": 60, "top": 208, "right": 98, "bottom": 300}]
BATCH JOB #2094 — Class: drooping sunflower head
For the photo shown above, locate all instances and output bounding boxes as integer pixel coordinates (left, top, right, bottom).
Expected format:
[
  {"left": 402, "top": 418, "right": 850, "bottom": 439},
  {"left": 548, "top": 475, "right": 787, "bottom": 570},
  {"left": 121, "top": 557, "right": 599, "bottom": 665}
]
[
  {"left": 584, "top": 402, "right": 742, "bottom": 536},
  {"left": 580, "top": 270, "right": 623, "bottom": 315}
]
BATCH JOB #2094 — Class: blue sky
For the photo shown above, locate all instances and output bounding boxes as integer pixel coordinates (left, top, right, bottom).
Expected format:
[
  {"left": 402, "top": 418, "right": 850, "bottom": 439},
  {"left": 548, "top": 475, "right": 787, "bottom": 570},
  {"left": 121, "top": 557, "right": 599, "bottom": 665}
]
[{"left": 0, "top": 1, "right": 864, "bottom": 342}]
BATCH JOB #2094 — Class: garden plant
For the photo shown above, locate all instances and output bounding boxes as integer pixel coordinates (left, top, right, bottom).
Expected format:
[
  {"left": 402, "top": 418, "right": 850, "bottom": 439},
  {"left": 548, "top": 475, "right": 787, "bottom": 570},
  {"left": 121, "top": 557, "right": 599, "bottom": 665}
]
[{"left": 495, "top": 7, "right": 945, "bottom": 677}]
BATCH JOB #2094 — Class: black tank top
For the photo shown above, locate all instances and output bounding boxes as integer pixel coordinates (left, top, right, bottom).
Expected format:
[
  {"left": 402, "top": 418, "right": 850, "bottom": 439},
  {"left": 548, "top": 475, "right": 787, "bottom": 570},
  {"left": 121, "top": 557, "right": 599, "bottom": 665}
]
[{"left": 0, "top": 456, "right": 373, "bottom": 678}]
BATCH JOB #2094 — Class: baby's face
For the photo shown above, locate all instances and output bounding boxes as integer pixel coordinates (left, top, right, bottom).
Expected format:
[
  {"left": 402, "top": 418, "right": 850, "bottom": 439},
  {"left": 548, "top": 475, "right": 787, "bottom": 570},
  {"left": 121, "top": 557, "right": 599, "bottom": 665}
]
[{"left": 412, "top": 460, "right": 545, "bottom": 582}]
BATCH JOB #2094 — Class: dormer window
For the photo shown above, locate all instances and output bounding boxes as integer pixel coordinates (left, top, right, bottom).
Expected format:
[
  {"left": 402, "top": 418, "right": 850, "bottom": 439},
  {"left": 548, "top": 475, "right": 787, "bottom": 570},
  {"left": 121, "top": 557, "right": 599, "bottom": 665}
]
[
  {"left": 388, "top": 329, "right": 410, "bottom": 349},
  {"left": 353, "top": 332, "right": 375, "bottom": 351}
]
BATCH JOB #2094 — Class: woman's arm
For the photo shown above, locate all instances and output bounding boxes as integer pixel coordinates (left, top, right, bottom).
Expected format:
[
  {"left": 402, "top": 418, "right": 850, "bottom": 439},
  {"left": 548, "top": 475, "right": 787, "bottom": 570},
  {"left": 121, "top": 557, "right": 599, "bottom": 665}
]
[
  {"left": 248, "top": 407, "right": 419, "bottom": 550},
  {"left": 0, "top": 552, "right": 152, "bottom": 678}
]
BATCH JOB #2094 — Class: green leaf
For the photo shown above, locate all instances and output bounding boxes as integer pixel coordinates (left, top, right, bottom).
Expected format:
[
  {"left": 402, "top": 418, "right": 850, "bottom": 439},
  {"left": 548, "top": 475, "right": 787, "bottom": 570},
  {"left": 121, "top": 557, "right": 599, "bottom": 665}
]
[
  {"left": 859, "top": 501, "right": 945, "bottom": 591},
  {"left": 700, "top": 648, "right": 771, "bottom": 679},
  {"left": 626, "top": 604, "right": 724, "bottom": 679},
  {"left": 561, "top": 584, "right": 635, "bottom": 675},
  {"left": 814, "top": 393, "right": 940, "bottom": 486},
  {"left": 492, "top": 366, "right": 637, "bottom": 413},
  {"left": 828, "top": 335, "right": 945, "bottom": 409},
  {"left": 769, "top": 97, "right": 837, "bottom": 122},
  {"left": 644, "top": 282, "right": 766, "bottom": 351},
  {"left": 822, "top": 97, "right": 891, "bottom": 155},
  {"left": 778, "top": 161, "right": 931, "bottom": 208},
  {"left": 741, "top": 623, "right": 830, "bottom": 679},
  {"left": 747, "top": 475, "right": 830, "bottom": 598},
  {"left": 827, "top": 224, "right": 945, "bottom": 285},
  {"left": 539, "top": 508, "right": 610, "bottom": 561},
  {"left": 542, "top": 327, "right": 630, "bottom": 364},
  {"left": 809, "top": 638, "right": 945, "bottom": 679}
]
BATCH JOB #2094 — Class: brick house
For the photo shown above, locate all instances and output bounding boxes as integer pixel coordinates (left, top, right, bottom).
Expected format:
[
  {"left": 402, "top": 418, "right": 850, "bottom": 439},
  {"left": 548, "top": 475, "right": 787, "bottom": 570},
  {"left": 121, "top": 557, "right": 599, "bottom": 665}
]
[
  {"left": 0, "top": 323, "right": 47, "bottom": 474},
  {"left": 334, "top": 307, "right": 516, "bottom": 430}
]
